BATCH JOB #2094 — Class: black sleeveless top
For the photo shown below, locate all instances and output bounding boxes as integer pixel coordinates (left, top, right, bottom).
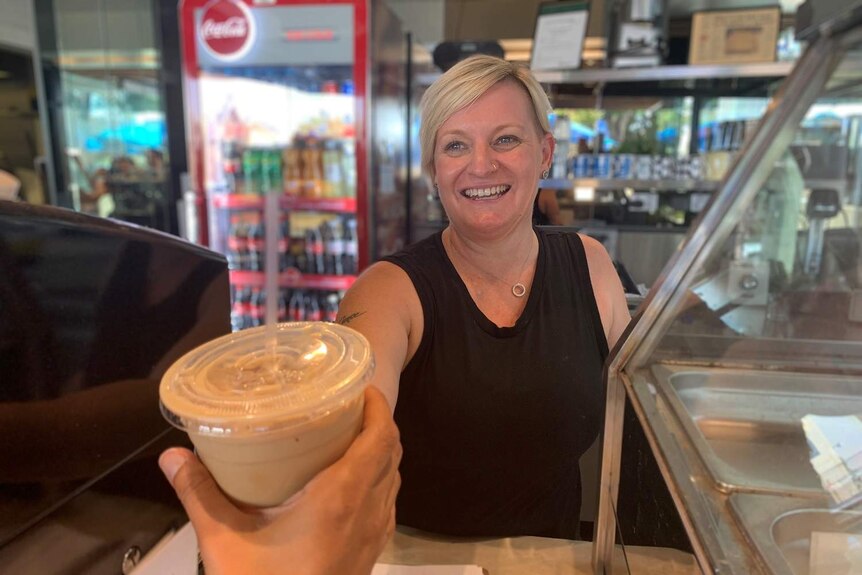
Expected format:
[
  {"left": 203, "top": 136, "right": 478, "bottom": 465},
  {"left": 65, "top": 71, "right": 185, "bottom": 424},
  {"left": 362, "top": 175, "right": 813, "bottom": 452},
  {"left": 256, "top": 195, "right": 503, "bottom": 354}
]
[{"left": 382, "top": 229, "right": 608, "bottom": 540}]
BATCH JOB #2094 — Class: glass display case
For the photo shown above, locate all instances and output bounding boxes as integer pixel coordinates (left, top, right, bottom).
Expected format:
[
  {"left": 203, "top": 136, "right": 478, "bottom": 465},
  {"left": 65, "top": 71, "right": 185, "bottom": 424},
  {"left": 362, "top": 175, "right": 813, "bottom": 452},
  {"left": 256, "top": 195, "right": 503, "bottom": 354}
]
[{"left": 594, "top": 4, "right": 862, "bottom": 574}]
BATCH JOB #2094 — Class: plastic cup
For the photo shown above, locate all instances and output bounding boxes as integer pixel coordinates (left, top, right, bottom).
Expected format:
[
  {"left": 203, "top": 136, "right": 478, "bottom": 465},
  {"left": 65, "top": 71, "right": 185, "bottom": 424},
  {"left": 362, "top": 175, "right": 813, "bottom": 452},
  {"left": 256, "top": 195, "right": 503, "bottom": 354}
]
[{"left": 159, "top": 322, "right": 374, "bottom": 507}]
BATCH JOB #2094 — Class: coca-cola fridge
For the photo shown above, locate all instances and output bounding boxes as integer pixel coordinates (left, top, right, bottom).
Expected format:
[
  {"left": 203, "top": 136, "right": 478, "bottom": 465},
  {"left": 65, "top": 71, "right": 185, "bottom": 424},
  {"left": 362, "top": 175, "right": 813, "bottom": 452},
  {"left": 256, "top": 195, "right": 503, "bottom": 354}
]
[{"left": 180, "top": 0, "right": 409, "bottom": 330}]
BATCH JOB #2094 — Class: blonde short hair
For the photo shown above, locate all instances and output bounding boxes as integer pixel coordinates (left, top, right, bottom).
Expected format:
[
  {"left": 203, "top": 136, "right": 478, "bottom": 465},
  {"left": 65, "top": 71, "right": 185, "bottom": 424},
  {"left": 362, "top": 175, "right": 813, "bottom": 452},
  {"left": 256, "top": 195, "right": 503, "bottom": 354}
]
[{"left": 420, "top": 55, "right": 552, "bottom": 179}]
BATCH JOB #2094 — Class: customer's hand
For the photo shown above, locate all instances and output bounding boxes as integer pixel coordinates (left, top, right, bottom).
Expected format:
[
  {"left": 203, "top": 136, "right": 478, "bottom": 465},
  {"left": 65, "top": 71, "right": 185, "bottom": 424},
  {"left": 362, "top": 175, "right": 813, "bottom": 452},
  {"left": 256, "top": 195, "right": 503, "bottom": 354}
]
[{"left": 159, "top": 386, "right": 402, "bottom": 575}]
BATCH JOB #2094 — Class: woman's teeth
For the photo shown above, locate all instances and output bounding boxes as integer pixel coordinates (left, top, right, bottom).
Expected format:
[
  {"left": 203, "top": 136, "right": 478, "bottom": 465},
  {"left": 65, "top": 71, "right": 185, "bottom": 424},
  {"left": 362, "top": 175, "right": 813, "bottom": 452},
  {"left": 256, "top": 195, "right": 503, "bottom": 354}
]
[{"left": 462, "top": 185, "right": 510, "bottom": 199}]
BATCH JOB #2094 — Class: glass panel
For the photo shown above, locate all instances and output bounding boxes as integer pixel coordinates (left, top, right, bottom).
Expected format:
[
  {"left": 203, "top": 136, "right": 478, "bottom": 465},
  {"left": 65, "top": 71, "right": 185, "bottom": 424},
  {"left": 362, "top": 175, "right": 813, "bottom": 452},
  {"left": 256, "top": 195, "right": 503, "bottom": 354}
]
[
  {"left": 632, "top": 39, "right": 862, "bottom": 575},
  {"left": 651, "top": 42, "right": 862, "bottom": 370},
  {"left": 198, "top": 65, "right": 358, "bottom": 332},
  {"left": 50, "top": 0, "right": 171, "bottom": 231}
]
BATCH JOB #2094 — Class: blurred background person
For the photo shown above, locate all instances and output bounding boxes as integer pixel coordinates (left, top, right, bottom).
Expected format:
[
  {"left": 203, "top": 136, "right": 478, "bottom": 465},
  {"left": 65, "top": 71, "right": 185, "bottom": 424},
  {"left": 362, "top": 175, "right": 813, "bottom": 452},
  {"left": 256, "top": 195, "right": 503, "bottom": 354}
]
[
  {"left": 533, "top": 188, "right": 563, "bottom": 226},
  {"left": 0, "top": 168, "right": 22, "bottom": 201}
]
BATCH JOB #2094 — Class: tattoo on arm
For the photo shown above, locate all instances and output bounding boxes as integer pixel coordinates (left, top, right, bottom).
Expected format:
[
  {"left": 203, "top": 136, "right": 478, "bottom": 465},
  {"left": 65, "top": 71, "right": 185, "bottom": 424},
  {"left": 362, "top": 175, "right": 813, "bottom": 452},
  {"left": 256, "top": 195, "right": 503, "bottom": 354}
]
[{"left": 337, "top": 311, "right": 366, "bottom": 326}]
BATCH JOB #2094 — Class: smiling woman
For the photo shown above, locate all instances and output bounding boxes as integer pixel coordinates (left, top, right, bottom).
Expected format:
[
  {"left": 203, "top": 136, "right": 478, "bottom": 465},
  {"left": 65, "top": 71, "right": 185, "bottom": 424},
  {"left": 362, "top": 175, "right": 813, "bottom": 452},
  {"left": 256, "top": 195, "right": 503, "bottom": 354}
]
[{"left": 336, "top": 55, "right": 630, "bottom": 540}]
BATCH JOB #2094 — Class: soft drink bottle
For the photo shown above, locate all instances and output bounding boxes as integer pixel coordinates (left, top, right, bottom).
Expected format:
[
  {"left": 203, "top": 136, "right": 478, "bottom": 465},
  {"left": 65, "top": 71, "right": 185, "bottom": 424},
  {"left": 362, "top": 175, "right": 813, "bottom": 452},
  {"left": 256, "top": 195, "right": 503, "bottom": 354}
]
[
  {"left": 278, "top": 220, "right": 290, "bottom": 271},
  {"left": 323, "top": 292, "right": 339, "bottom": 322},
  {"left": 230, "top": 284, "right": 242, "bottom": 331},
  {"left": 342, "top": 217, "right": 358, "bottom": 275},
  {"left": 232, "top": 285, "right": 252, "bottom": 331},
  {"left": 249, "top": 287, "right": 265, "bottom": 327},
  {"left": 341, "top": 140, "right": 357, "bottom": 198},
  {"left": 305, "top": 292, "right": 322, "bottom": 321},
  {"left": 292, "top": 236, "right": 306, "bottom": 273},
  {"left": 289, "top": 289, "right": 305, "bottom": 321},
  {"left": 301, "top": 138, "right": 324, "bottom": 198},
  {"left": 304, "top": 229, "right": 317, "bottom": 274},
  {"left": 248, "top": 222, "right": 264, "bottom": 272},
  {"left": 277, "top": 288, "right": 288, "bottom": 322},
  {"left": 282, "top": 145, "right": 302, "bottom": 197},
  {"left": 231, "top": 220, "right": 250, "bottom": 270},
  {"left": 326, "top": 220, "right": 345, "bottom": 275},
  {"left": 305, "top": 227, "right": 325, "bottom": 274},
  {"left": 226, "top": 218, "right": 241, "bottom": 270},
  {"left": 322, "top": 140, "right": 344, "bottom": 197},
  {"left": 243, "top": 148, "right": 261, "bottom": 195}
]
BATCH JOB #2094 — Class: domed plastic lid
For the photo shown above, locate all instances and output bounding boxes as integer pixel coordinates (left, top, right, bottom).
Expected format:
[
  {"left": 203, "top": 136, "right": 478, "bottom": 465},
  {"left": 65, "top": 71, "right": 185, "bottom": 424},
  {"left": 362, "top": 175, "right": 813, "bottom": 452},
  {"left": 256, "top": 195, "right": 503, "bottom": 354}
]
[{"left": 159, "top": 322, "right": 373, "bottom": 437}]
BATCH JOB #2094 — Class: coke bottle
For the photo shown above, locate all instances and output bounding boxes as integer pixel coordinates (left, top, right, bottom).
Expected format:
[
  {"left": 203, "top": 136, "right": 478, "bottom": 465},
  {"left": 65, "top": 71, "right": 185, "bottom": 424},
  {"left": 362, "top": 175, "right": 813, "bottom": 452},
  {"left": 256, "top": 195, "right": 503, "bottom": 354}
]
[
  {"left": 305, "top": 227, "right": 324, "bottom": 274},
  {"left": 277, "top": 288, "right": 288, "bottom": 322},
  {"left": 278, "top": 220, "right": 290, "bottom": 271},
  {"left": 323, "top": 220, "right": 345, "bottom": 275},
  {"left": 229, "top": 219, "right": 250, "bottom": 271},
  {"left": 288, "top": 289, "right": 305, "bottom": 321},
  {"left": 232, "top": 285, "right": 252, "bottom": 331},
  {"left": 292, "top": 236, "right": 307, "bottom": 273},
  {"left": 305, "top": 292, "right": 322, "bottom": 321},
  {"left": 226, "top": 218, "right": 242, "bottom": 270},
  {"left": 342, "top": 217, "right": 358, "bottom": 275},
  {"left": 323, "top": 292, "right": 339, "bottom": 322},
  {"left": 248, "top": 222, "right": 264, "bottom": 272},
  {"left": 249, "top": 287, "right": 265, "bottom": 327}
]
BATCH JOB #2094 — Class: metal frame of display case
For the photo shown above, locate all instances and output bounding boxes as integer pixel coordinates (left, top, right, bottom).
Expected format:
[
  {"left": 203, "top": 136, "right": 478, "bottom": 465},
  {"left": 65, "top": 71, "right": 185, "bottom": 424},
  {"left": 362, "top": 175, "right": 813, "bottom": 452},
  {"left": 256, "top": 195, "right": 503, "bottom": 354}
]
[{"left": 592, "top": 8, "right": 862, "bottom": 575}]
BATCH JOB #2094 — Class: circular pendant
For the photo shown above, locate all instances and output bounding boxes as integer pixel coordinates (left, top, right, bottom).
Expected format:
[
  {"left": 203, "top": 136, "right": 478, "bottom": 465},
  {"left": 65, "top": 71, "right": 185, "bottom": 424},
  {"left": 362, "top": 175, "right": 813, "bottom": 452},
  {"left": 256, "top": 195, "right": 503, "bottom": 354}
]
[{"left": 512, "top": 283, "right": 527, "bottom": 298}]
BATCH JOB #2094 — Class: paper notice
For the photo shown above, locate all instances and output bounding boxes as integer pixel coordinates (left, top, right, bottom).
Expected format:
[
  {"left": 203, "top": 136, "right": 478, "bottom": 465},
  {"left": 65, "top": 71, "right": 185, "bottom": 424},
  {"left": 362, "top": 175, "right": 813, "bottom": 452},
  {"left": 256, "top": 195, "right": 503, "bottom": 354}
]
[{"left": 372, "top": 565, "right": 485, "bottom": 575}]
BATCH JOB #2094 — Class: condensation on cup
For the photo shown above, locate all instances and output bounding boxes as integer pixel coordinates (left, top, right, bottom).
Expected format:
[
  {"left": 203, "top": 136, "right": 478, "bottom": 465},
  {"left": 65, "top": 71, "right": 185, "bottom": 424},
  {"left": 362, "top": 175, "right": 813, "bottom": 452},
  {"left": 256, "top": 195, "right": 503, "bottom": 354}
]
[{"left": 159, "top": 322, "right": 374, "bottom": 507}]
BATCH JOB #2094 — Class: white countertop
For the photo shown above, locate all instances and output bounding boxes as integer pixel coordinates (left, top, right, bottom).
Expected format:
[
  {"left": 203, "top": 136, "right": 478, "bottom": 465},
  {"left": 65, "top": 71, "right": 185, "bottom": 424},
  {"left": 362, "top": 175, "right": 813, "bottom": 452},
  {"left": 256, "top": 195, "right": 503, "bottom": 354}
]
[{"left": 379, "top": 527, "right": 699, "bottom": 575}]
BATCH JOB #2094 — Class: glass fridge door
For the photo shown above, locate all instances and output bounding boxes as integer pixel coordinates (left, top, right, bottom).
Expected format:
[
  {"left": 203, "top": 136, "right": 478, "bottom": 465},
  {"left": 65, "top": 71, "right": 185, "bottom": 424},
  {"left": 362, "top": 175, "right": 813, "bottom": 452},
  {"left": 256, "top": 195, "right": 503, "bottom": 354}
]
[
  {"left": 187, "top": 1, "right": 362, "bottom": 331},
  {"left": 596, "top": 16, "right": 862, "bottom": 575}
]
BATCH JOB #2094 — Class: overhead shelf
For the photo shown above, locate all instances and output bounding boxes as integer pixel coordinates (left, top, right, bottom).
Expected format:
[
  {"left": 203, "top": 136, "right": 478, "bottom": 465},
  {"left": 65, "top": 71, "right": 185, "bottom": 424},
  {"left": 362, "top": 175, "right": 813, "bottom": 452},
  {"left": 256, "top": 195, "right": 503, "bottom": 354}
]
[
  {"left": 541, "top": 178, "right": 720, "bottom": 192},
  {"left": 533, "top": 62, "right": 795, "bottom": 85}
]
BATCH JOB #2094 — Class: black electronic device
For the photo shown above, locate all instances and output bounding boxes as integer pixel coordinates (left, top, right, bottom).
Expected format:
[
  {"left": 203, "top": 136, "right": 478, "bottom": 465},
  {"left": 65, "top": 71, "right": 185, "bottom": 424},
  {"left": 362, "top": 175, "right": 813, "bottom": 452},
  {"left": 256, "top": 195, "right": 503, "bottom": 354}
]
[
  {"left": 432, "top": 41, "right": 505, "bottom": 72},
  {"left": 0, "top": 201, "right": 231, "bottom": 572}
]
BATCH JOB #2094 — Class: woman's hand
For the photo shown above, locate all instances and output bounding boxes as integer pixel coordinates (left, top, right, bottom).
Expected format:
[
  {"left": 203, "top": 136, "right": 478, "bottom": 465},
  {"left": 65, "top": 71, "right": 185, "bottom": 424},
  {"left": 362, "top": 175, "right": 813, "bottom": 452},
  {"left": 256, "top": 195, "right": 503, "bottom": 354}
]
[{"left": 159, "top": 386, "right": 402, "bottom": 575}]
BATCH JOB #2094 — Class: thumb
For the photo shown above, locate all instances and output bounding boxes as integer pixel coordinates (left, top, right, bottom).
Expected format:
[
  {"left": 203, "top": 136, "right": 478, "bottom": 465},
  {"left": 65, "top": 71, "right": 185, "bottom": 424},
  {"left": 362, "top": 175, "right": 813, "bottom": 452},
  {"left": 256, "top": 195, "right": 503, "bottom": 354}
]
[{"left": 159, "top": 448, "right": 237, "bottom": 532}]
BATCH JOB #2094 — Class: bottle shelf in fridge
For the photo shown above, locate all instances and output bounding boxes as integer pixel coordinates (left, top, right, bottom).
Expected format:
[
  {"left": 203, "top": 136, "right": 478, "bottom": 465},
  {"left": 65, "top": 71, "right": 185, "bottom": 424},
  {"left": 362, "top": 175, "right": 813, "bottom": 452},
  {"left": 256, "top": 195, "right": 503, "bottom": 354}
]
[
  {"left": 230, "top": 270, "right": 357, "bottom": 291},
  {"left": 213, "top": 193, "right": 357, "bottom": 213}
]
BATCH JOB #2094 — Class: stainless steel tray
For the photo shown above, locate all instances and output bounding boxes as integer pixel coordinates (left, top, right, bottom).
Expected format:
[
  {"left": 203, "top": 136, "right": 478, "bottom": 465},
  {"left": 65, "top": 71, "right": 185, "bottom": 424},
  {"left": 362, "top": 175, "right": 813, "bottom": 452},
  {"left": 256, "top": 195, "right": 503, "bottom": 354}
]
[{"left": 651, "top": 364, "right": 862, "bottom": 497}]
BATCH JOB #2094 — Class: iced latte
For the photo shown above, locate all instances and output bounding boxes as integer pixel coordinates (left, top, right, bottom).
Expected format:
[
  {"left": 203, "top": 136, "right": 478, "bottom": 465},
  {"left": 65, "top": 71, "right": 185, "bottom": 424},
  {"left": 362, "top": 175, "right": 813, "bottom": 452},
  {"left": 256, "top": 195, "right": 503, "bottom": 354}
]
[{"left": 159, "top": 322, "right": 373, "bottom": 507}]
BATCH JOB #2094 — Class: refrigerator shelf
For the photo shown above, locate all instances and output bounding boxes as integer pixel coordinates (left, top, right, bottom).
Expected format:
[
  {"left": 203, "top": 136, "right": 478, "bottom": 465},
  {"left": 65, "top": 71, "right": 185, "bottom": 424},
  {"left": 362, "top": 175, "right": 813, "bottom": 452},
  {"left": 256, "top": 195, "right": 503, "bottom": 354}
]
[
  {"left": 230, "top": 270, "right": 357, "bottom": 291},
  {"left": 213, "top": 194, "right": 357, "bottom": 213}
]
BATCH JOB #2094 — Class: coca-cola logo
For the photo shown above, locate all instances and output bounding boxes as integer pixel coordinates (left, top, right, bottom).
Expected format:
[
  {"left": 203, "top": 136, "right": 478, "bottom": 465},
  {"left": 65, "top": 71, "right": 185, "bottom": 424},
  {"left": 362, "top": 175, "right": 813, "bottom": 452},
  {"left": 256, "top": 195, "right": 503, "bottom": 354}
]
[{"left": 199, "top": 0, "right": 256, "bottom": 61}]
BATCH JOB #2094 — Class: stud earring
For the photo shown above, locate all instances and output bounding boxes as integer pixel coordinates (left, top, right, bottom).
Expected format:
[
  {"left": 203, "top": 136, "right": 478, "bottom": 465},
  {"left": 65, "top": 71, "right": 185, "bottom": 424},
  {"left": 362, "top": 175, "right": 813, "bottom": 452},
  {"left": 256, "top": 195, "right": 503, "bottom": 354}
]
[{"left": 541, "top": 169, "right": 549, "bottom": 179}]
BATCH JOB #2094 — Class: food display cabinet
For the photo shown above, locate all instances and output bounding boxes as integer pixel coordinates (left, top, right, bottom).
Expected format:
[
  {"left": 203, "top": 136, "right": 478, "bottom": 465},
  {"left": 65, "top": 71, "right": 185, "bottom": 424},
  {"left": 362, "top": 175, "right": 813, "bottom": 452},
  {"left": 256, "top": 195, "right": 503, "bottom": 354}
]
[{"left": 594, "top": 2, "right": 862, "bottom": 573}]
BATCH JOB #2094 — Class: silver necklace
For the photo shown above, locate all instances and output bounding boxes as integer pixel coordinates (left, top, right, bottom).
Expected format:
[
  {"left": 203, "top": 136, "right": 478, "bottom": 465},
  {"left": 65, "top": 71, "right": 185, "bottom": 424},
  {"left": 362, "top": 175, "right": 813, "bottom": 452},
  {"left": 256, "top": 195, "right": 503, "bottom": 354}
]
[{"left": 446, "top": 233, "right": 535, "bottom": 298}]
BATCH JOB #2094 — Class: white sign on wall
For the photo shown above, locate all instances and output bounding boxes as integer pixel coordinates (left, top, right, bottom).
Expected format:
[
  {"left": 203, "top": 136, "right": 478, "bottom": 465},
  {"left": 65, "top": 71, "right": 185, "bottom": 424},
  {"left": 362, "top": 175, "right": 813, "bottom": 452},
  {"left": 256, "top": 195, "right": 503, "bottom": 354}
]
[{"left": 530, "top": 1, "right": 589, "bottom": 71}]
